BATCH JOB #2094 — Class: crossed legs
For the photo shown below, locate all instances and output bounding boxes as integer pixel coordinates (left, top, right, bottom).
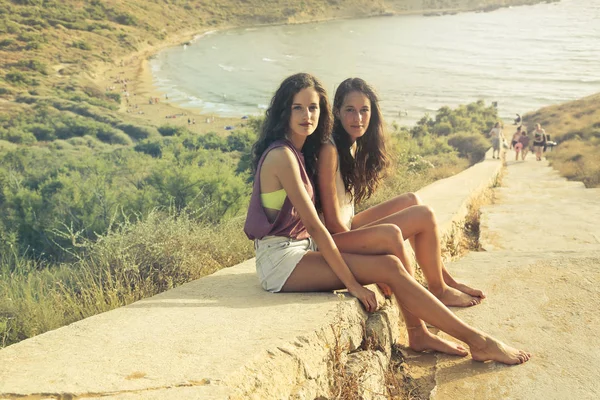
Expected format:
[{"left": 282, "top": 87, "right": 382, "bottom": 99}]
[{"left": 350, "top": 193, "right": 485, "bottom": 307}]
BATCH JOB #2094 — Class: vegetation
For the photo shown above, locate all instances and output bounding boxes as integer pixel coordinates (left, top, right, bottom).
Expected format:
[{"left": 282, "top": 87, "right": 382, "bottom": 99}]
[
  {"left": 522, "top": 93, "right": 600, "bottom": 188},
  {"left": 0, "top": 98, "right": 499, "bottom": 347},
  {"left": 0, "top": 0, "right": 575, "bottom": 349}
]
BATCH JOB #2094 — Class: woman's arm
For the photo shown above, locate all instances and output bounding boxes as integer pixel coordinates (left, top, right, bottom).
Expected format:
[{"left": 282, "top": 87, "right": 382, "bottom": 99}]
[
  {"left": 266, "top": 147, "right": 367, "bottom": 294},
  {"left": 317, "top": 143, "right": 351, "bottom": 234}
]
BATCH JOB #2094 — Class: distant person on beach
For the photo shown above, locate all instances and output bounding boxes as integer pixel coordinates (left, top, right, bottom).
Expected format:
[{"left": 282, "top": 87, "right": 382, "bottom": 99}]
[
  {"left": 316, "top": 77, "right": 484, "bottom": 308},
  {"left": 488, "top": 122, "right": 503, "bottom": 159},
  {"left": 244, "top": 72, "right": 531, "bottom": 365},
  {"left": 514, "top": 114, "right": 522, "bottom": 125},
  {"left": 532, "top": 123, "right": 547, "bottom": 161},
  {"left": 518, "top": 130, "right": 530, "bottom": 160}
]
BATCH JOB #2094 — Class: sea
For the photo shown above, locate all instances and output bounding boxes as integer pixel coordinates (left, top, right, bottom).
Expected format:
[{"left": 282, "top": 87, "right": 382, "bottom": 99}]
[{"left": 149, "top": 0, "right": 600, "bottom": 126}]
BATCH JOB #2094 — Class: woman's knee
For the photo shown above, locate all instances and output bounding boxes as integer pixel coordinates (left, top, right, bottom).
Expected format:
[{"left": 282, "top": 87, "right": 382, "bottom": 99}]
[
  {"left": 415, "top": 205, "right": 437, "bottom": 226},
  {"left": 405, "top": 192, "right": 422, "bottom": 206},
  {"left": 381, "top": 224, "right": 405, "bottom": 245},
  {"left": 378, "top": 255, "right": 409, "bottom": 282}
]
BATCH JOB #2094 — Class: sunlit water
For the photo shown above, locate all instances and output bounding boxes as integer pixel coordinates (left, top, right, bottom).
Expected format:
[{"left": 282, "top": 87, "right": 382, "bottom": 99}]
[{"left": 150, "top": 0, "right": 600, "bottom": 126}]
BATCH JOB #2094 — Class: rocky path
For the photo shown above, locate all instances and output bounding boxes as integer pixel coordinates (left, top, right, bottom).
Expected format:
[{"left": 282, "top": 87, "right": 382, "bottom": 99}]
[{"left": 431, "top": 157, "right": 600, "bottom": 399}]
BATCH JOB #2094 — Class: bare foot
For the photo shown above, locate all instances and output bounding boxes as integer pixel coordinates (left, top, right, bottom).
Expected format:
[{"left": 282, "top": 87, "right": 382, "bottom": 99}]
[
  {"left": 451, "top": 282, "right": 486, "bottom": 299},
  {"left": 435, "top": 286, "right": 481, "bottom": 307},
  {"left": 376, "top": 282, "right": 393, "bottom": 298},
  {"left": 470, "top": 335, "right": 532, "bottom": 365},
  {"left": 408, "top": 329, "right": 468, "bottom": 357}
]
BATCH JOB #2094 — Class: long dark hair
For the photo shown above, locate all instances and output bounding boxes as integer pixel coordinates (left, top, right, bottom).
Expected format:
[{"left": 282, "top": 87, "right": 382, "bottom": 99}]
[
  {"left": 332, "top": 78, "right": 389, "bottom": 204},
  {"left": 251, "top": 73, "right": 332, "bottom": 178}
]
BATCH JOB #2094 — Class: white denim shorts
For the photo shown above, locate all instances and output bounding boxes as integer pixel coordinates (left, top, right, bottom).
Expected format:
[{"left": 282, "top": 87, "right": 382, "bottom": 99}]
[{"left": 255, "top": 235, "right": 317, "bottom": 293}]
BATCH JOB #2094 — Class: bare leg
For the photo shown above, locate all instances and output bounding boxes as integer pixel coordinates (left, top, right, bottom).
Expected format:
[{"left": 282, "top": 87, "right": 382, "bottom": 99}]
[
  {"left": 352, "top": 192, "right": 421, "bottom": 262},
  {"left": 353, "top": 199, "right": 484, "bottom": 306},
  {"left": 535, "top": 146, "right": 543, "bottom": 161},
  {"left": 282, "top": 252, "right": 531, "bottom": 365},
  {"left": 331, "top": 224, "right": 465, "bottom": 354}
]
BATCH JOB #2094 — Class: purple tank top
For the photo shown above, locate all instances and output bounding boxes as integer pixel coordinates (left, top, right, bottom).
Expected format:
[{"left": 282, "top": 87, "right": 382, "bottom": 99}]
[{"left": 244, "top": 139, "right": 313, "bottom": 240}]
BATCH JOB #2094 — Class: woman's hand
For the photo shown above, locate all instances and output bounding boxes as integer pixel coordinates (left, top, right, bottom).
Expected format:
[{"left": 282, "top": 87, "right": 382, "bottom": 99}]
[{"left": 348, "top": 284, "right": 378, "bottom": 312}]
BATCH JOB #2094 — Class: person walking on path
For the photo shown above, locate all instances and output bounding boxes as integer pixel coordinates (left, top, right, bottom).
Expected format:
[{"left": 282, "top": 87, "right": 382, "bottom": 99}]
[
  {"left": 511, "top": 126, "right": 523, "bottom": 161},
  {"left": 533, "top": 123, "right": 547, "bottom": 161},
  {"left": 244, "top": 72, "right": 531, "bottom": 364},
  {"left": 511, "top": 126, "right": 522, "bottom": 149},
  {"left": 518, "top": 130, "right": 530, "bottom": 160},
  {"left": 316, "top": 77, "right": 484, "bottom": 309},
  {"left": 488, "top": 122, "right": 503, "bottom": 159}
]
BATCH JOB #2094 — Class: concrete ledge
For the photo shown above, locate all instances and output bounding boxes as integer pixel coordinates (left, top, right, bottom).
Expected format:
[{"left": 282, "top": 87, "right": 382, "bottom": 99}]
[{"left": 0, "top": 155, "right": 503, "bottom": 399}]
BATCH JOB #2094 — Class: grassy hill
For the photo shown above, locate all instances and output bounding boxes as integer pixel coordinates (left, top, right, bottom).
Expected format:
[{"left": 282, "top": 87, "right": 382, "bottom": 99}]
[{"left": 522, "top": 93, "right": 600, "bottom": 187}]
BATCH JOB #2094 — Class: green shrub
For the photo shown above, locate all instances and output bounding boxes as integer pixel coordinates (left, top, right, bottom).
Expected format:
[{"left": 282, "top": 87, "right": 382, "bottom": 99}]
[
  {"left": 0, "top": 139, "right": 18, "bottom": 151},
  {"left": 66, "top": 137, "right": 89, "bottom": 147},
  {"left": 134, "top": 139, "right": 163, "bottom": 157},
  {"left": 5, "top": 70, "right": 38, "bottom": 86},
  {"left": 81, "top": 135, "right": 105, "bottom": 148},
  {"left": 96, "top": 129, "right": 133, "bottom": 145},
  {"left": 406, "top": 154, "right": 435, "bottom": 174},
  {"left": 22, "top": 17, "right": 49, "bottom": 29},
  {"left": 72, "top": 40, "right": 91, "bottom": 50},
  {"left": 447, "top": 132, "right": 489, "bottom": 164},
  {"left": 0, "top": 19, "right": 22, "bottom": 35},
  {"left": 433, "top": 121, "right": 453, "bottom": 136},
  {"left": 12, "top": 0, "right": 43, "bottom": 5},
  {"left": 29, "top": 123, "right": 55, "bottom": 141},
  {"left": 158, "top": 125, "right": 189, "bottom": 137},
  {"left": 114, "top": 13, "right": 137, "bottom": 26},
  {"left": 16, "top": 59, "right": 48, "bottom": 75},
  {"left": 17, "top": 32, "right": 47, "bottom": 44},
  {"left": 0, "top": 38, "right": 16, "bottom": 49},
  {"left": 226, "top": 129, "right": 255, "bottom": 152},
  {"left": 105, "top": 92, "right": 121, "bottom": 103},
  {"left": 2, "top": 129, "right": 37, "bottom": 144},
  {"left": 116, "top": 123, "right": 160, "bottom": 141},
  {"left": 25, "top": 40, "right": 41, "bottom": 50},
  {"left": 49, "top": 140, "right": 73, "bottom": 150}
]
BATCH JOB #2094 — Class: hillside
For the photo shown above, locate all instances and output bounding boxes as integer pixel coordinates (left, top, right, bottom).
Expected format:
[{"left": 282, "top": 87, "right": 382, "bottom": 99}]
[
  {"left": 522, "top": 93, "right": 600, "bottom": 187},
  {"left": 1, "top": 0, "right": 549, "bottom": 112}
]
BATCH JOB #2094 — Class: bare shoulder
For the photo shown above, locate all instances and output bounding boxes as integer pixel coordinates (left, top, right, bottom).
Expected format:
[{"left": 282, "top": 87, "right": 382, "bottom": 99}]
[
  {"left": 318, "top": 141, "right": 338, "bottom": 174},
  {"left": 319, "top": 141, "right": 337, "bottom": 157},
  {"left": 262, "top": 146, "right": 296, "bottom": 168}
]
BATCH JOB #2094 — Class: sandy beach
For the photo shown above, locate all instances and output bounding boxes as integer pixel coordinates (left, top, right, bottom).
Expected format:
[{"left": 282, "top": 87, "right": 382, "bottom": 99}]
[{"left": 92, "top": 29, "right": 246, "bottom": 137}]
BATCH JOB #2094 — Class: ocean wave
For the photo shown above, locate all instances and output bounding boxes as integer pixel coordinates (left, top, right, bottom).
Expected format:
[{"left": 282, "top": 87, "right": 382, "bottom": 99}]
[
  {"left": 262, "top": 57, "right": 276, "bottom": 62},
  {"left": 193, "top": 31, "right": 216, "bottom": 41},
  {"left": 218, "top": 64, "right": 235, "bottom": 72}
]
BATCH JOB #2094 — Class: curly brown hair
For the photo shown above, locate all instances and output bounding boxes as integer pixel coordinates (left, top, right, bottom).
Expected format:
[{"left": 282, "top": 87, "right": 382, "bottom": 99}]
[
  {"left": 331, "top": 78, "right": 389, "bottom": 204},
  {"left": 251, "top": 73, "right": 332, "bottom": 179}
]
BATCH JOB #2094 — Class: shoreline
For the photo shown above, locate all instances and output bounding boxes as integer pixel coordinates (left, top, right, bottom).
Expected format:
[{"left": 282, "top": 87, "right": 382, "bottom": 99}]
[
  {"left": 90, "top": 1, "right": 551, "bottom": 135},
  {"left": 91, "top": 27, "right": 244, "bottom": 136}
]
